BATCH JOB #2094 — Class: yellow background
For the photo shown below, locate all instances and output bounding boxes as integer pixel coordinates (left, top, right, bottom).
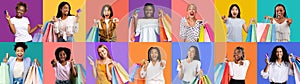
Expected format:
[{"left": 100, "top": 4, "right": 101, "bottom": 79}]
[
  {"left": 43, "top": 0, "right": 86, "bottom": 42},
  {"left": 214, "top": 0, "right": 257, "bottom": 42}
]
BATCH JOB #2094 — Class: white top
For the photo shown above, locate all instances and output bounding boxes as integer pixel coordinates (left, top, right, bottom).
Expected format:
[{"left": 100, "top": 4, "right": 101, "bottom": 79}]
[
  {"left": 177, "top": 59, "right": 201, "bottom": 82},
  {"left": 54, "top": 16, "right": 79, "bottom": 41},
  {"left": 13, "top": 61, "right": 24, "bottom": 78},
  {"left": 140, "top": 60, "right": 166, "bottom": 84},
  {"left": 261, "top": 61, "right": 293, "bottom": 83},
  {"left": 273, "top": 19, "right": 290, "bottom": 42},
  {"left": 135, "top": 19, "right": 159, "bottom": 42},
  {"left": 54, "top": 61, "right": 71, "bottom": 80},
  {"left": 228, "top": 60, "right": 250, "bottom": 80},
  {"left": 10, "top": 17, "right": 32, "bottom": 42},
  {"left": 225, "top": 18, "right": 245, "bottom": 42}
]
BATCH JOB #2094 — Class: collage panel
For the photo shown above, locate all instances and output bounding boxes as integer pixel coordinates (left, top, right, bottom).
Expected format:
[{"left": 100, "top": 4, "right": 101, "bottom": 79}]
[
  {"left": 172, "top": 42, "right": 214, "bottom": 84},
  {"left": 215, "top": 42, "right": 257, "bottom": 84},
  {"left": 86, "top": 42, "right": 128, "bottom": 84},
  {"left": 43, "top": 42, "right": 86, "bottom": 84},
  {"left": 129, "top": 42, "right": 172, "bottom": 84}
]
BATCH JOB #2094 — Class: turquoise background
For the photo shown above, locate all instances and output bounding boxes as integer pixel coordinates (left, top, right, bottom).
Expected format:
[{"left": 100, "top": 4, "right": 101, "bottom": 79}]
[{"left": 258, "top": 0, "right": 300, "bottom": 42}]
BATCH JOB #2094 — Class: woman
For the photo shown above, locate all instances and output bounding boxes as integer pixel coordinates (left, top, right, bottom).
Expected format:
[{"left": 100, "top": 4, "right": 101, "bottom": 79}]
[
  {"left": 261, "top": 45, "right": 293, "bottom": 84},
  {"left": 5, "top": 2, "right": 43, "bottom": 42},
  {"left": 177, "top": 46, "right": 202, "bottom": 84},
  {"left": 53, "top": 1, "right": 79, "bottom": 42},
  {"left": 4, "top": 42, "right": 40, "bottom": 84}
]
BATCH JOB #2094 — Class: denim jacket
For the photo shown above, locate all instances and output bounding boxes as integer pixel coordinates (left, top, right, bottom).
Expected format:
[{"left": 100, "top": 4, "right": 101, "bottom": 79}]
[{"left": 7, "top": 57, "right": 31, "bottom": 84}]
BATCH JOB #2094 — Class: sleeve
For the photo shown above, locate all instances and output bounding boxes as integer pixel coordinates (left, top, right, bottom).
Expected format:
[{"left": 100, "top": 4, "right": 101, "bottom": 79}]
[
  {"left": 228, "top": 62, "right": 234, "bottom": 76},
  {"left": 10, "top": 18, "right": 15, "bottom": 24},
  {"left": 25, "top": 17, "right": 30, "bottom": 25},
  {"left": 244, "top": 60, "right": 250, "bottom": 68},
  {"left": 179, "top": 17, "right": 187, "bottom": 39},
  {"left": 53, "top": 19, "right": 60, "bottom": 34},
  {"left": 135, "top": 19, "right": 141, "bottom": 36},
  {"left": 260, "top": 65, "right": 269, "bottom": 79},
  {"left": 197, "top": 61, "right": 201, "bottom": 71},
  {"left": 155, "top": 21, "right": 160, "bottom": 35},
  {"left": 140, "top": 65, "right": 147, "bottom": 78}
]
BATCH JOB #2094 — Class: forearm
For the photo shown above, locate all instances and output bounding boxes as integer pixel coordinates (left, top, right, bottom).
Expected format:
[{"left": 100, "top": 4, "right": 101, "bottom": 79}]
[
  {"left": 72, "top": 66, "right": 78, "bottom": 77},
  {"left": 7, "top": 20, "right": 16, "bottom": 34},
  {"left": 29, "top": 26, "right": 39, "bottom": 34},
  {"left": 92, "top": 65, "right": 97, "bottom": 78}
]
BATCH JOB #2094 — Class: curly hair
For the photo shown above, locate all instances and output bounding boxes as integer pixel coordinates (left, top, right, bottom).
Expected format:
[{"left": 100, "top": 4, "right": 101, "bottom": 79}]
[{"left": 55, "top": 47, "right": 71, "bottom": 61}]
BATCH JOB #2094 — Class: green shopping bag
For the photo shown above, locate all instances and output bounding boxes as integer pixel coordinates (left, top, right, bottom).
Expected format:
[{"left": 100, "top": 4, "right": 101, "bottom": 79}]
[
  {"left": 71, "top": 64, "right": 85, "bottom": 84},
  {"left": 0, "top": 62, "right": 10, "bottom": 84},
  {"left": 251, "top": 24, "right": 257, "bottom": 42}
]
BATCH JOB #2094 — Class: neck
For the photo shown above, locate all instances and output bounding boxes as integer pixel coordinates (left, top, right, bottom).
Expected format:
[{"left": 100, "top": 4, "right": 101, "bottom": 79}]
[
  {"left": 277, "top": 59, "right": 282, "bottom": 63},
  {"left": 16, "top": 58, "right": 23, "bottom": 62},
  {"left": 187, "top": 17, "right": 196, "bottom": 21},
  {"left": 62, "top": 15, "right": 68, "bottom": 20},
  {"left": 15, "top": 16, "right": 22, "bottom": 18}
]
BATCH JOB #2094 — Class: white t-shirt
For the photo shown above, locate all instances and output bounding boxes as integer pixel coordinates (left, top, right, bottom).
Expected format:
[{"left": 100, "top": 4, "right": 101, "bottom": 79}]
[
  {"left": 54, "top": 61, "right": 71, "bottom": 80},
  {"left": 13, "top": 61, "right": 24, "bottom": 78},
  {"left": 229, "top": 60, "right": 250, "bottom": 80},
  {"left": 177, "top": 59, "right": 201, "bottom": 82},
  {"left": 10, "top": 17, "right": 32, "bottom": 42},
  {"left": 135, "top": 19, "right": 159, "bottom": 42},
  {"left": 140, "top": 60, "right": 166, "bottom": 84}
]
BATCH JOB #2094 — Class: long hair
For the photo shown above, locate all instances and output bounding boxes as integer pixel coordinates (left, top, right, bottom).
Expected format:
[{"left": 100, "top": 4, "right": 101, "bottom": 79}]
[
  {"left": 270, "top": 45, "right": 289, "bottom": 65},
  {"left": 56, "top": 1, "right": 73, "bottom": 18},
  {"left": 97, "top": 44, "right": 112, "bottom": 60},
  {"left": 101, "top": 4, "right": 113, "bottom": 18},
  {"left": 228, "top": 4, "right": 241, "bottom": 18},
  {"left": 273, "top": 4, "right": 288, "bottom": 18},
  {"left": 186, "top": 45, "right": 200, "bottom": 61}
]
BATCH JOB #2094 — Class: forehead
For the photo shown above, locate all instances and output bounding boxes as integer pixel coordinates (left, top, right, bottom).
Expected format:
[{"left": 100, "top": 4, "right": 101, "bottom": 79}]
[
  {"left": 16, "top": 47, "right": 24, "bottom": 50},
  {"left": 276, "top": 6, "right": 284, "bottom": 10},
  {"left": 63, "top": 4, "right": 69, "bottom": 8},
  {"left": 144, "top": 6, "right": 154, "bottom": 9},
  {"left": 276, "top": 48, "right": 283, "bottom": 51}
]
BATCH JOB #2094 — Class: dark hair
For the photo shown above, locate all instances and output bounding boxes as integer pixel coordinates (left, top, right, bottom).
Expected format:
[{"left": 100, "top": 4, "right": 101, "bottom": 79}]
[
  {"left": 144, "top": 3, "right": 155, "bottom": 17},
  {"left": 148, "top": 47, "right": 161, "bottom": 62},
  {"left": 14, "top": 42, "right": 28, "bottom": 51},
  {"left": 273, "top": 4, "right": 288, "bottom": 18},
  {"left": 55, "top": 47, "right": 71, "bottom": 61},
  {"left": 97, "top": 44, "right": 112, "bottom": 60},
  {"left": 101, "top": 4, "right": 113, "bottom": 18},
  {"left": 186, "top": 46, "right": 200, "bottom": 61},
  {"left": 16, "top": 2, "right": 28, "bottom": 13},
  {"left": 270, "top": 45, "right": 289, "bottom": 64},
  {"left": 228, "top": 4, "right": 241, "bottom": 18},
  {"left": 234, "top": 46, "right": 245, "bottom": 60},
  {"left": 56, "top": 1, "right": 73, "bottom": 18}
]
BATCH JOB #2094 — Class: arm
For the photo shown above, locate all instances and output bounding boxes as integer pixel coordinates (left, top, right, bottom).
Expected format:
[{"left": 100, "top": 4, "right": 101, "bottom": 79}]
[
  {"left": 177, "top": 63, "right": 184, "bottom": 80},
  {"left": 89, "top": 59, "right": 97, "bottom": 78},
  {"left": 28, "top": 24, "right": 42, "bottom": 34},
  {"left": 264, "top": 16, "right": 273, "bottom": 24},
  {"left": 133, "top": 11, "right": 138, "bottom": 34},
  {"left": 70, "top": 60, "right": 78, "bottom": 77},
  {"left": 140, "top": 61, "right": 149, "bottom": 78},
  {"left": 51, "top": 59, "right": 57, "bottom": 67},
  {"left": 5, "top": 11, "right": 16, "bottom": 34},
  {"left": 106, "top": 63, "right": 112, "bottom": 81},
  {"left": 179, "top": 18, "right": 187, "bottom": 41},
  {"left": 261, "top": 58, "right": 270, "bottom": 79},
  {"left": 53, "top": 16, "right": 60, "bottom": 34},
  {"left": 221, "top": 15, "right": 228, "bottom": 23},
  {"left": 287, "top": 18, "right": 292, "bottom": 26}
]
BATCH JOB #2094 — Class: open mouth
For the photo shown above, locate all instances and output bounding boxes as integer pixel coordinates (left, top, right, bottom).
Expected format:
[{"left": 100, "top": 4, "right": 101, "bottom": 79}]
[{"left": 190, "top": 11, "right": 195, "bottom": 16}]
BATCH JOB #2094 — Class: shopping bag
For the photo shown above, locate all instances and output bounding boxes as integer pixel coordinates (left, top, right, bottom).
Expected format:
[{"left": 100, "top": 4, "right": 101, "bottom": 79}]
[
  {"left": 260, "top": 24, "right": 270, "bottom": 42},
  {"left": 251, "top": 24, "right": 257, "bottom": 42},
  {"left": 214, "top": 63, "right": 225, "bottom": 84},
  {"left": 203, "top": 75, "right": 212, "bottom": 84},
  {"left": 115, "top": 63, "right": 129, "bottom": 83},
  {"left": 246, "top": 24, "right": 253, "bottom": 42},
  {"left": 159, "top": 17, "right": 168, "bottom": 42},
  {"left": 0, "top": 62, "right": 10, "bottom": 84},
  {"left": 266, "top": 24, "right": 273, "bottom": 42},
  {"left": 129, "top": 64, "right": 140, "bottom": 82},
  {"left": 32, "top": 33, "right": 43, "bottom": 42},
  {"left": 161, "top": 14, "right": 172, "bottom": 42},
  {"left": 86, "top": 27, "right": 99, "bottom": 42},
  {"left": 221, "top": 62, "right": 229, "bottom": 84},
  {"left": 271, "top": 24, "right": 276, "bottom": 42},
  {"left": 71, "top": 64, "right": 86, "bottom": 84},
  {"left": 293, "top": 60, "right": 300, "bottom": 84},
  {"left": 198, "top": 25, "right": 205, "bottom": 42},
  {"left": 204, "top": 23, "right": 214, "bottom": 42}
]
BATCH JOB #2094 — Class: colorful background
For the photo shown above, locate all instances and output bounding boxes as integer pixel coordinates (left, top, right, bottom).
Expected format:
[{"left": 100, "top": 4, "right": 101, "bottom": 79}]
[
  {"left": 257, "top": 43, "right": 299, "bottom": 84},
  {"left": 128, "top": 42, "right": 172, "bottom": 84},
  {"left": 43, "top": 42, "right": 86, "bottom": 84},
  {"left": 85, "top": 42, "right": 128, "bottom": 84},
  {"left": 86, "top": 0, "right": 129, "bottom": 42},
  {"left": 214, "top": 42, "right": 257, "bottom": 84},
  {"left": 172, "top": 42, "right": 214, "bottom": 83},
  {"left": 172, "top": 0, "right": 215, "bottom": 42},
  {"left": 0, "top": 0, "right": 43, "bottom": 42},
  {"left": 257, "top": 1, "right": 300, "bottom": 42},
  {"left": 214, "top": 0, "right": 257, "bottom": 42},
  {"left": 43, "top": 0, "right": 86, "bottom": 42}
]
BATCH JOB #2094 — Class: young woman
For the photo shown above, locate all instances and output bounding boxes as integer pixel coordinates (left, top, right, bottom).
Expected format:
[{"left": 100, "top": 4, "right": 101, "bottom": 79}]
[
  {"left": 133, "top": 3, "right": 164, "bottom": 42},
  {"left": 222, "top": 4, "right": 254, "bottom": 42},
  {"left": 5, "top": 2, "right": 42, "bottom": 42},
  {"left": 177, "top": 46, "right": 202, "bottom": 84},
  {"left": 89, "top": 44, "right": 116, "bottom": 84},
  {"left": 140, "top": 47, "right": 166, "bottom": 84},
  {"left": 228, "top": 46, "right": 250, "bottom": 84},
  {"left": 180, "top": 4, "right": 203, "bottom": 42},
  {"left": 53, "top": 1, "right": 79, "bottom": 42},
  {"left": 51, "top": 47, "right": 77, "bottom": 84},
  {"left": 265, "top": 4, "right": 292, "bottom": 42},
  {"left": 4, "top": 42, "right": 40, "bottom": 84},
  {"left": 261, "top": 45, "right": 293, "bottom": 84},
  {"left": 97, "top": 4, "right": 119, "bottom": 42}
]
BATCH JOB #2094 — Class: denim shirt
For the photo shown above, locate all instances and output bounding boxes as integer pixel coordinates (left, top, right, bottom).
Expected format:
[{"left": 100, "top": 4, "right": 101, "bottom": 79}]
[{"left": 7, "top": 57, "right": 31, "bottom": 84}]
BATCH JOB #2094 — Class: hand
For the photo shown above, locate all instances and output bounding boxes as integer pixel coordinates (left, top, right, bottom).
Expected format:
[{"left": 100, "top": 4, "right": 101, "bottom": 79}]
[
  {"left": 239, "top": 60, "right": 244, "bottom": 65},
  {"left": 265, "top": 58, "right": 270, "bottom": 65},
  {"left": 289, "top": 53, "right": 294, "bottom": 62},
  {"left": 158, "top": 9, "right": 164, "bottom": 17},
  {"left": 287, "top": 18, "right": 292, "bottom": 24},
  {"left": 130, "top": 34, "right": 135, "bottom": 42},
  {"left": 221, "top": 15, "right": 226, "bottom": 20},
  {"left": 264, "top": 16, "right": 272, "bottom": 19},
  {"left": 112, "top": 18, "right": 119, "bottom": 23},
  {"left": 5, "top": 10, "right": 10, "bottom": 21},
  {"left": 224, "top": 57, "right": 229, "bottom": 62},
  {"left": 178, "top": 64, "right": 183, "bottom": 71},
  {"left": 160, "top": 61, "right": 165, "bottom": 67},
  {"left": 76, "top": 13, "right": 80, "bottom": 22},
  {"left": 133, "top": 10, "right": 138, "bottom": 19},
  {"left": 52, "top": 16, "right": 58, "bottom": 22},
  {"left": 89, "top": 59, "right": 95, "bottom": 66},
  {"left": 70, "top": 59, "right": 75, "bottom": 67},
  {"left": 197, "top": 69, "right": 204, "bottom": 77},
  {"left": 250, "top": 18, "right": 256, "bottom": 23}
]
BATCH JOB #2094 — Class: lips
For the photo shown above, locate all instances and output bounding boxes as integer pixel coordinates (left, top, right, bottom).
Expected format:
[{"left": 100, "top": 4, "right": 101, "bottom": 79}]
[{"left": 190, "top": 11, "right": 195, "bottom": 16}]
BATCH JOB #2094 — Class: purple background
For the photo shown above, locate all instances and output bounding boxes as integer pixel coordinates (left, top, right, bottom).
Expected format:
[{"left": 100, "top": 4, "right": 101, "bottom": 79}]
[
  {"left": 0, "top": 0, "right": 42, "bottom": 42},
  {"left": 86, "top": 42, "right": 129, "bottom": 84},
  {"left": 129, "top": 0, "right": 171, "bottom": 18}
]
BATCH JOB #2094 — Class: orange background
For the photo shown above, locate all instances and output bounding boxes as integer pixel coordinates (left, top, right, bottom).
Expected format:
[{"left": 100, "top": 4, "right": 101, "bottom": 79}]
[
  {"left": 86, "top": 0, "right": 129, "bottom": 42},
  {"left": 43, "top": 42, "right": 86, "bottom": 84},
  {"left": 214, "top": 42, "right": 257, "bottom": 84},
  {"left": 172, "top": 0, "right": 215, "bottom": 42},
  {"left": 128, "top": 42, "right": 172, "bottom": 84}
]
